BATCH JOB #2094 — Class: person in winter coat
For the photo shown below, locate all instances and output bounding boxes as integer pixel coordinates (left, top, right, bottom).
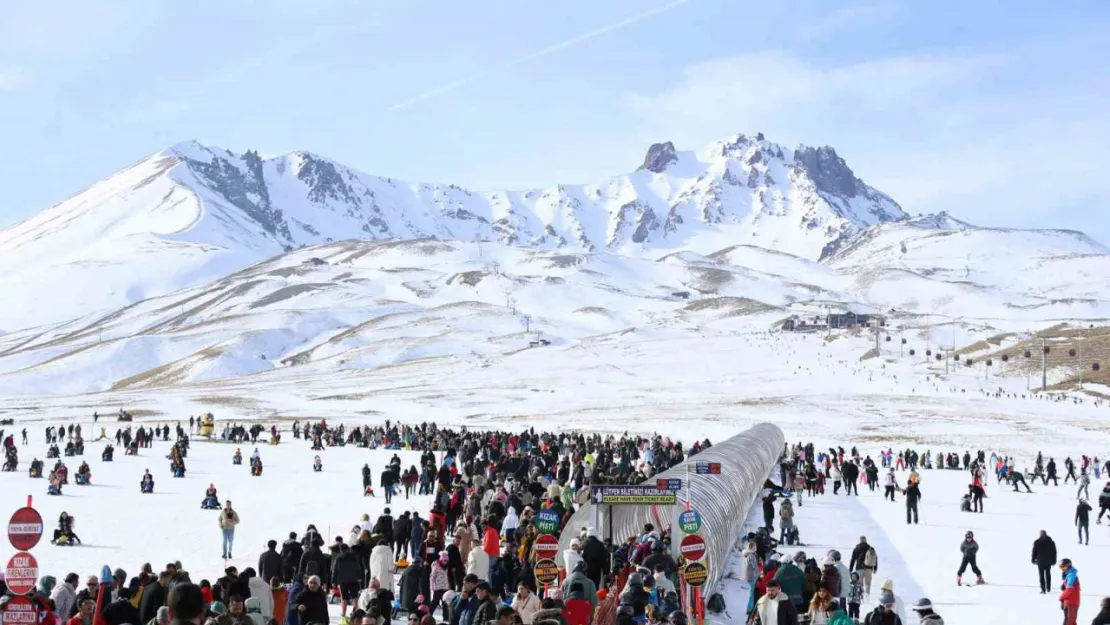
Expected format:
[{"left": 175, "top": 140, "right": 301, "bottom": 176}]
[
  {"left": 1076, "top": 499, "right": 1092, "bottom": 545},
  {"left": 849, "top": 537, "right": 878, "bottom": 599},
  {"left": 399, "top": 558, "right": 431, "bottom": 612},
  {"left": 863, "top": 592, "right": 903, "bottom": 625},
  {"left": 455, "top": 523, "right": 474, "bottom": 567},
  {"left": 219, "top": 502, "right": 241, "bottom": 560},
  {"left": 297, "top": 542, "right": 330, "bottom": 587},
  {"left": 1091, "top": 597, "right": 1110, "bottom": 625},
  {"left": 561, "top": 562, "right": 598, "bottom": 609},
  {"left": 258, "top": 541, "right": 283, "bottom": 586},
  {"left": 511, "top": 582, "right": 541, "bottom": 625},
  {"left": 740, "top": 541, "right": 760, "bottom": 613},
  {"left": 502, "top": 507, "right": 520, "bottom": 544},
  {"left": 52, "top": 573, "right": 80, "bottom": 620},
  {"left": 104, "top": 587, "right": 142, "bottom": 625},
  {"left": 293, "top": 576, "right": 329, "bottom": 625},
  {"left": 1059, "top": 559, "right": 1080, "bottom": 625},
  {"left": 66, "top": 599, "right": 96, "bottom": 625},
  {"left": 877, "top": 580, "right": 907, "bottom": 624},
  {"left": 909, "top": 598, "right": 943, "bottom": 624},
  {"left": 332, "top": 543, "right": 365, "bottom": 616},
  {"left": 956, "top": 532, "right": 983, "bottom": 585},
  {"left": 772, "top": 553, "right": 806, "bottom": 610},
  {"left": 280, "top": 534, "right": 304, "bottom": 583},
  {"left": 904, "top": 483, "right": 921, "bottom": 524},
  {"left": 430, "top": 553, "right": 452, "bottom": 609},
  {"left": 482, "top": 523, "right": 500, "bottom": 559},
  {"left": 283, "top": 578, "right": 304, "bottom": 625},
  {"left": 1031, "top": 530, "right": 1058, "bottom": 594},
  {"left": 467, "top": 545, "right": 490, "bottom": 582},
  {"left": 828, "top": 551, "right": 851, "bottom": 612},
  {"left": 807, "top": 587, "right": 837, "bottom": 625},
  {"left": 369, "top": 540, "right": 396, "bottom": 592},
  {"left": 779, "top": 498, "right": 796, "bottom": 544},
  {"left": 138, "top": 572, "right": 170, "bottom": 625},
  {"left": 563, "top": 540, "right": 584, "bottom": 575},
  {"left": 472, "top": 582, "right": 499, "bottom": 625},
  {"left": 244, "top": 573, "right": 270, "bottom": 621},
  {"left": 754, "top": 581, "right": 799, "bottom": 625},
  {"left": 580, "top": 529, "right": 610, "bottom": 589}
]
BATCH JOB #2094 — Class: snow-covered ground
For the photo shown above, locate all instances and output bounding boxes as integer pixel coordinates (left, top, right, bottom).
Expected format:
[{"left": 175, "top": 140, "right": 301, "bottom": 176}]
[
  {"left": 718, "top": 467, "right": 1110, "bottom": 625},
  {"left": 0, "top": 431, "right": 430, "bottom": 589}
]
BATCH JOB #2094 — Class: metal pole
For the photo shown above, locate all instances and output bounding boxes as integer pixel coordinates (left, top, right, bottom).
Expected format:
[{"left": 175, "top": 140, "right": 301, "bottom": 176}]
[
  {"left": 1042, "top": 338, "right": 1047, "bottom": 392},
  {"left": 1079, "top": 341, "right": 1084, "bottom": 389}
]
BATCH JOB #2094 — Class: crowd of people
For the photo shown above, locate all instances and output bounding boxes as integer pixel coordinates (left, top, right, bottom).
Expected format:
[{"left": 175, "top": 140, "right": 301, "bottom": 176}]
[
  {"left": 5, "top": 417, "right": 1110, "bottom": 625},
  {"left": 1, "top": 419, "right": 716, "bottom": 625}
]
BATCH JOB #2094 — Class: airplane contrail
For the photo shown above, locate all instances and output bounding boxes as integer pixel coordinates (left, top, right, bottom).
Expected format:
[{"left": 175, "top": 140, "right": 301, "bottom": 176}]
[{"left": 387, "top": 0, "right": 694, "bottom": 111}]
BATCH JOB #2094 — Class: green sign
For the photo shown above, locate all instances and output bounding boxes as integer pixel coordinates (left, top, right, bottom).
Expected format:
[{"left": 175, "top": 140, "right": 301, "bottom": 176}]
[
  {"left": 679, "top": 509, "right": 702, "bottom": 534},
  {"left": 535, "top": 510, "right": 560, "bottom": 534}
]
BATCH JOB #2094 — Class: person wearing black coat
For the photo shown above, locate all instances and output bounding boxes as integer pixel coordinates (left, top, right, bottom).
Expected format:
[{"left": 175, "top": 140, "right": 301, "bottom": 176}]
[
  {"left": 138, "top": 573, "right": 169, "bottom": 624},
  {"left": 399, "top": 559, "right": 431, "bottom": 612},
  {"left": 580, "top": 531, "right": 610, "bottom": 588},
  {"left": 1030, "top": 530, "right": 1057, "bottom": 593},
  {"left": 762, "top": 494, "right": 777, "bottom": 531},
  {"left": 374, "top": 510, "right": 395, "bottom": 546},
  {"left": 293, "top": 579, "right": 330, "bottom": 625},
  {"left": 393, "top": 513, "right": 412, "bottom": 559},
  {"left": 103, "top": 588, "right": 142, "bottom": 625},
  {"left": 281, "top": 534, "right": 305, "bottom": 583},
  {"left": 330, "top": 544, "right": 364, "bottom": 594},
  {"left": 904, "top": 483, "right": 922, "bottom": 524},
  {"left": 842, "top": 462, "right": 860, "bottom": 495},
  {"left": 259, "top": 540, "right": 284, "bottom": 584},
  {"left": 1091, "top": 597, "right": 1110, "bottom": 625},
  {"left": 298, "top": 544, "right": 331, "bottom": 586}
]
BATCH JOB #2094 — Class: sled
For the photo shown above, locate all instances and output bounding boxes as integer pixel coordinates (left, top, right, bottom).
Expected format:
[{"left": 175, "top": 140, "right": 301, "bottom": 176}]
[
  {"left": 48, "top": 485, "right": 62, "bottom": 495},
  {"left": 313, "top": 465, "right": 323, "bottom": 473},
  {"left": 232, "top": 456, "right": 243, "bottom": 465},
  {"left": 141, "top": 483, "right": 154, "bottom": 493},
  {"left": 75, "top": 474, "right": 90, "bottom": 486}
]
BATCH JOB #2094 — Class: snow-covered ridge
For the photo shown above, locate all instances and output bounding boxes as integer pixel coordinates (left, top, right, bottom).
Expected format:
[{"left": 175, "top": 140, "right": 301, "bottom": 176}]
[{"left": 0, "top": 133, "right": 908, "bottom": 330}]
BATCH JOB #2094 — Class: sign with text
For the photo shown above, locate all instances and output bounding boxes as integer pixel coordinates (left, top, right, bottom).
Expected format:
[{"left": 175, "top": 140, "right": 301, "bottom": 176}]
[
  {"left": 4, "top": 552, "right": 38, "bottom": 596},
  {"left": 694, "top": 462, "right": 722, "bottom": 475},
  {"left": 682, "top": 562, "right": 709, "bottom": 587},
  {"left": 7, "top": 507, "right": 43, "bottom": 551},
  {"left": 655, "top": 478, "right": 683, "bottom": 492},
  {"left": 679, "top": 534, "right": 706, "bottom": 561},
  {"left": 1, "top": 596, "right": 36, "bottom": 625},
  {"left": 678, "top": 509, "right": 702, "bottom": 534},
  {"left": 533, "top": 533, "right": 559, "bottom": 560},
  {"left": 534, "top": 559, "right": 559, "bottom": 585},
  {"left": 592, "top": 486, "right": 677, "bottom": 505},
  {"left": 534, "top": 510, "right": 560, "bottom": 534}
]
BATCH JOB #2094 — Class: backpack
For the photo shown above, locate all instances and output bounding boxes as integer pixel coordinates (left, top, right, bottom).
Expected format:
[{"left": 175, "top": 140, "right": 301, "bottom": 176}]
[{"left": 863, "top": 547, "right": 877, "bottom": 569}]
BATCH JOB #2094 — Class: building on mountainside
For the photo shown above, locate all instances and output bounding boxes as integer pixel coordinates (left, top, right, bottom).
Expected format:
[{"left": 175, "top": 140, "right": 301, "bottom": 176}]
[{"left": 781, "top": 311, "right": 885, "bottom": 332}]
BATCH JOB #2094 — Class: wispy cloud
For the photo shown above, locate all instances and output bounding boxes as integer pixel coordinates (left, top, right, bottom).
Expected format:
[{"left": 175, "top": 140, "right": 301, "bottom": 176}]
[
  {"left": 0, "top": 65, "right": 28, "bottom": 91},
  {"left": 386, "top": 0, "right": 696, "bottom": 112}
]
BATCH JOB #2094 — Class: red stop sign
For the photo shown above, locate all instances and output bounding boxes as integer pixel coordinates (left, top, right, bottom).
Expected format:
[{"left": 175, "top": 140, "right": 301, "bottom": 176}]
[
  {"left": 7, "top": 507, "right": 44, "bottom": 551},
  {"left": 680, "top": 534, "right": 706, "bottom": 561},
  {"left": 0, "top": 596, "right": 37, "bottom": 625},
  {"left": 534, "top": 533, "right": 559, "bottom": 559},
  {"left": 4, "top": 552, "right": 39, "bottom": 596}
]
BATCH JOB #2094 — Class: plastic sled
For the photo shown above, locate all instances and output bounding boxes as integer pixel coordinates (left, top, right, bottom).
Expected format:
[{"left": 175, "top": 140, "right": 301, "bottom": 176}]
[
  {"left": 313, "top": 465, "right": 322, "bottom": 472},
  {"left": 75, "top": 474, "right": 90, "bottom": 485},
  {"left": 48, "top": 485, "right": 62, "bottom": 495},
  {"left": 141, "top": 484, "right": 154, "bottom": 493},
  {"left": 232, "top": 457, "right": 243, "bottom": 465}
]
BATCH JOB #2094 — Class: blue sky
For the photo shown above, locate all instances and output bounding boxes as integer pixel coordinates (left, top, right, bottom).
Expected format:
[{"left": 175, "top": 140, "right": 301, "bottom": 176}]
[{"left": 1, "top": 1, "right": 1107, "bottom": 243}]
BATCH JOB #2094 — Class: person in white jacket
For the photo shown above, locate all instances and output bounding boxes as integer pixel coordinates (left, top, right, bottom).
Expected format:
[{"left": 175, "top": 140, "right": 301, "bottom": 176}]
[
  {"left": 829, "top": 550, "right": 851, "bottom": 613},
  {"left": 467, "top": 545, "right": 490, "bottom": 581},
  {"left": 51, "top": 573, "right": 78, "bottom": 620},
  {"left": 370, "top": 540, "right": 396, "bottom": 592},
  {"left": 511, "top": 582, "right": 540, "bottom": 624},
  {"left": 563, "top": 539, "right": 584, "bottom": 573},
  {"left": 502, "top": 506, "right": 520, "bottom": 543},
  {"left": 247, "top": 571, "right": 272, "bottom": 619}
]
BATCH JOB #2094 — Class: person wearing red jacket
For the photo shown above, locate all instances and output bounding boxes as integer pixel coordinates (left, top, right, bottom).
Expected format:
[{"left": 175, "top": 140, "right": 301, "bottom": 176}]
[{"left": 1059, "top": 558, "right": 1081, "bottom": 625}]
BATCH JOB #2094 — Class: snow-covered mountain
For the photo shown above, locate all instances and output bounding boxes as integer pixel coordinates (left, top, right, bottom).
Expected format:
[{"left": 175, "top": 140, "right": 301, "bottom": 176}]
[
  {"left": 0, "top": 134, "right": 905, "bottom": 330},
  {"left": 0, "top": 233, "right": 1106, "bottom": 396}
]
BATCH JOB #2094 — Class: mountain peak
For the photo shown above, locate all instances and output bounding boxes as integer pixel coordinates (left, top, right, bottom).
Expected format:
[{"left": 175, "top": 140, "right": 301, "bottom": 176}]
[{"left": 638, "top": 141, "right": 678, "bottom": 173}]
